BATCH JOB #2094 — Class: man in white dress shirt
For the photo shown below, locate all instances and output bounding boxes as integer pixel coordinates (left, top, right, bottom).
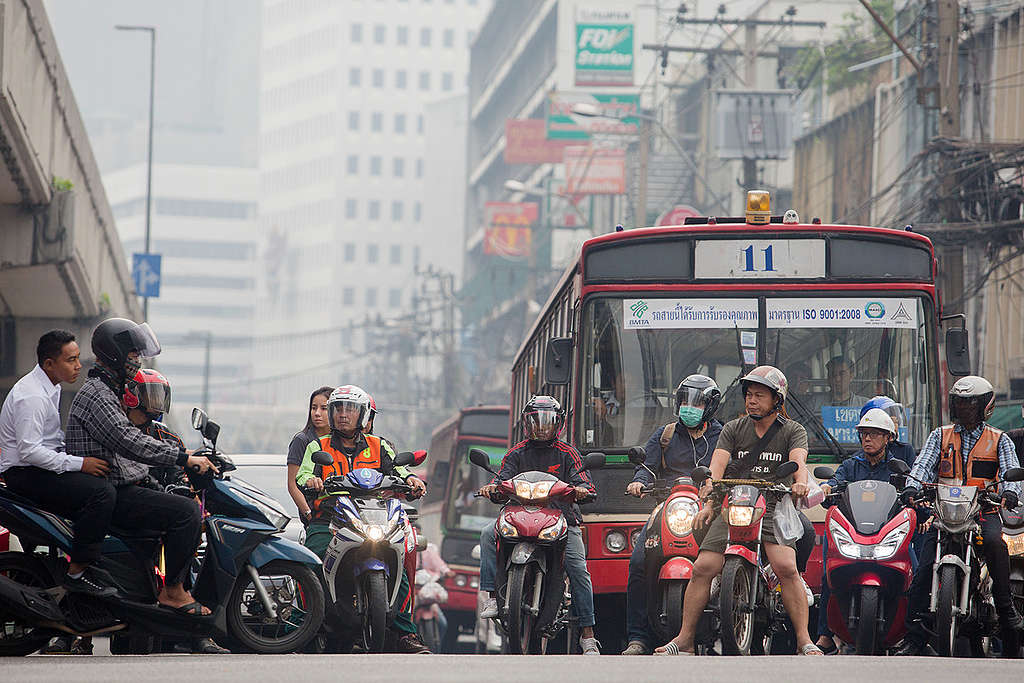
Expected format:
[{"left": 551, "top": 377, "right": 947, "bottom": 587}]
[{"left": 0, "top": 330, "right": 114, "bottom": 596}]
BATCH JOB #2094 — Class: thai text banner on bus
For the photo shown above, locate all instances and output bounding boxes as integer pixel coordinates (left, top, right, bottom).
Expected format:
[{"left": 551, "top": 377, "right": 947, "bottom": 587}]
[{"left": 622, "top": 298, "right": 919, "bottom": 330}]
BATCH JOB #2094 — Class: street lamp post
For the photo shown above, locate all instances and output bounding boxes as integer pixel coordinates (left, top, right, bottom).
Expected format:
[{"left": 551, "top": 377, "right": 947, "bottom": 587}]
[
  {"left": 116, "top": 25, "right": 156, "bottom": 321},
  {"left": 184, "top": 331, "right": 213, "bottom": 413}
]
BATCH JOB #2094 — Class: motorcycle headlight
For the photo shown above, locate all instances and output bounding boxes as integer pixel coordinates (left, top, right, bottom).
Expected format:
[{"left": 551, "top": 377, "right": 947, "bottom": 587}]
[
  {"left": 872, "top": 520, "right": 911, "bottom": 560},
  {"left": 513, "top": 480, "right": 555, "bottom": 500},
  {"left": 236, "top": 489, "right": 289, "bottom": 531},
  {"left": 665, "top": 499, "right": 699, "bottom": 537},
  {"left": 727, "top": 505, "right": 762, "bottom": 527},
  {"left": 829, "top": 519, "right": 863, "bottom": 559},
  {"left": 1004, "top": 534, "right": 1024, "bottom": 557},
  {"left": 538, "top": 516, "right": 567, "bottom": 541},
  {"left": 497, "top": 516, "right": 519, "bottom": 538},
  {"left": 605, "top": 530, "right": 628, "bottom": 553},
  {"left": 938, "top": 500, "right": 972, "bottom": 525}
]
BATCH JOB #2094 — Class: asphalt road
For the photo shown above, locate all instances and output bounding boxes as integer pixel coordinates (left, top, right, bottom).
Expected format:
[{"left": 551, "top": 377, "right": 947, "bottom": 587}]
[{"left": 9, "top": 652, "right": 1024, "bottom": 682}]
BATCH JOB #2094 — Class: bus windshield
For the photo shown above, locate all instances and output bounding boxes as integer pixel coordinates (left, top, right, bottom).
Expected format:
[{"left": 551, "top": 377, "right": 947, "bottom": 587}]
[
  {"left": 444, "top": 443, "right": 506, "bottom": 535},
  {"left": 579, "top": 295, "right": 936, "bottom": 458}
]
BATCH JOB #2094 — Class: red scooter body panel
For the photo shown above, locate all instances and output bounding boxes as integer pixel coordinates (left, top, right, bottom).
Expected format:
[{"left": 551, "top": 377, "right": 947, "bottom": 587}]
[
  {"left": 659, "top": 484, "right": 702, "bottom": 559},
  {"left": 658, "top": 557, "right": 695, "bottom": 580}
]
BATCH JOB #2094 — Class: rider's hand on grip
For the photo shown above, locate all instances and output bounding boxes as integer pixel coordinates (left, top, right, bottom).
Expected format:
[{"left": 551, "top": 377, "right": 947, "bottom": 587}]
[
  {"left": 305, "top": 476, "right": 324, "bottom": 492},
  {"left": 477, "top": 483, "right": 498, "bottom": 498},
  {"left": 625, "top": 481, "right": 646, "bottom": 498},
  {"left": 899, "top": 486, "right": 920, "bottom": 506},
  {"left": 1002, "top": 490, "right": 1019, "bottom": 509},
  {"left": 187, "top": 454, "right": 218, "bottom": 475},
  {"left": 405, "top": 476, "right": 427, "bottom": 499},
  {"left": 574, "top": 486, "right": 593, "bottom": 501}
]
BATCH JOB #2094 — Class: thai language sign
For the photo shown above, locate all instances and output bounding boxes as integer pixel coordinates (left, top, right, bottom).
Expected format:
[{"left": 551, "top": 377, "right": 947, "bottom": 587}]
[
  {"left": 545, "top": 92, "right": 639, "bottom": 140},
  {"left": 504, "top": 119, "right": 574, "bottom": 164},
  {"left": 564, "top": 146, "right": 626, "bottom": 195},
  {"left": 575, "top": 7, "right": 634, "bottom": 87},
  {"left": 483, "top": 202, "right": 537, "bottom": 259},
  {"left": 766, "top": 298, "right": 918, "bottom": 329},
  {"left": 622, "top": 299, "right": 758, "bottom": 330}
]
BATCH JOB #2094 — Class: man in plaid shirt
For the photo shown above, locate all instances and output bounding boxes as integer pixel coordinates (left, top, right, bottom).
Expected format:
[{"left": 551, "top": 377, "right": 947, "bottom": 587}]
[
  {"left": 62, "top": 318, "right": 217, "bottom": 616},
  {"left": 896, "top": 375, "right": 1024, "bottom": 657}
]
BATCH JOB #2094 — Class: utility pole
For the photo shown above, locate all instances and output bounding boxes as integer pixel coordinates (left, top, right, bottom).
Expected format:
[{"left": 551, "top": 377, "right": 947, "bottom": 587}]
[
  {"left": 743, "top": 21, "right": 759, "bottom": 190},
  {"left": 637, "top": 117, "right": 649, "bottom": 225},
  {"left": 935, "top": 0, "right": 964, "bottom": 317}
]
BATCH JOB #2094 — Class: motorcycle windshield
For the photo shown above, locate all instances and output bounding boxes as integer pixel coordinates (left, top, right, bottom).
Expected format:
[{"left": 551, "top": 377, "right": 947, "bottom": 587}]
[
  {"left": 843, "top": 480, "right": 899, "bottom": 536},
  {"left": 513, "top": 471, "right": 559, "bottom": 484}
]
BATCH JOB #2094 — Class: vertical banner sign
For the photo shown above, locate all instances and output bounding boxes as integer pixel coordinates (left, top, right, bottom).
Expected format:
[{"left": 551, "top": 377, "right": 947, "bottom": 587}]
[
  {"left": 575, "top": 7, "right": 634, "bottom": 87},
  {"left": 564, "top": 146, "right": 627, "bottom": 195},
  {"left": 483, "top": 202, "right": 538, "bottom": 260}
]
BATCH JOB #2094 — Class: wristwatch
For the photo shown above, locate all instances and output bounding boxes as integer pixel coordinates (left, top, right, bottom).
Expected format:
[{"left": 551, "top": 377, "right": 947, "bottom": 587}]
[{"left": 300, "top": 509, "right": 313, "bottom": 525}]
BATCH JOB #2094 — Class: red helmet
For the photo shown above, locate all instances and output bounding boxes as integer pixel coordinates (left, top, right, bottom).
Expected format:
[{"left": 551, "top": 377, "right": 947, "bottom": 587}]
[{"left": 123, "top": 368, "right": 171, "bottom": 417}]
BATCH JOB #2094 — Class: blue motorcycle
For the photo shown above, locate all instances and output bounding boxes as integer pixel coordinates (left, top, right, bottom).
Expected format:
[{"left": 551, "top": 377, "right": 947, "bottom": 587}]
[{"left": 0, "top": 408, "right": 325, "bottom": 655}]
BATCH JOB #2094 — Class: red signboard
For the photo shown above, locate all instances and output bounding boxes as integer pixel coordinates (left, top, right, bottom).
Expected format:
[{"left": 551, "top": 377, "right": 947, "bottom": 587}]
[
  {"left": 504, "top": 120, "right": 574, "bottom": 165},
  {"left": 656, "top": 204, "right": 701, "bottom": 226},
  {"left": 483, "top": 202, "right": 538, "bottom": 259},
  {"left": 564, "top": 146, "right": 626, "bottom": 195}
]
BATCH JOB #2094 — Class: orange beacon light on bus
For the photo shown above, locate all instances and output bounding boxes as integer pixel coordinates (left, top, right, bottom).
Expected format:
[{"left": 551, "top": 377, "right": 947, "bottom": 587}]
[{"left": 745, "top": 190, "right": 771, "bottom": 225}]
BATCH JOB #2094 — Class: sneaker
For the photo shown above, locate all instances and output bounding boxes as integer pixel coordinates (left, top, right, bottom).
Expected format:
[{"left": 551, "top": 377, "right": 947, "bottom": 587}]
[
  {"left": 40, "top": 636, "right": 75, "bottom": 654},
  {"left": 621, "top": 640, "right": 651, "bottom": 655},
  {"left": 396, "top": 633, "right": 431, "bottom": 654},
  {"left": 893, "top": 639, "right": 924, "bottom": 656},
  {"left": 801, "top": 577, "right": 814, "bottom": 607},
  {"left": 63, "top": 572, "right": 117, "bottom": 598},
  {"left": 580, "top": 636, "right": 601, "bottom": 655},
  {"left": 479, "top": 597, "right": 499, "bottom": 619}
]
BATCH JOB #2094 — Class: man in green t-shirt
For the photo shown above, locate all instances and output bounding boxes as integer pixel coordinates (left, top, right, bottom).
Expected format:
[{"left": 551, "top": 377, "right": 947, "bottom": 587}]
[{"left": 655, "top": 366, "right": 823, "bottom": 656}]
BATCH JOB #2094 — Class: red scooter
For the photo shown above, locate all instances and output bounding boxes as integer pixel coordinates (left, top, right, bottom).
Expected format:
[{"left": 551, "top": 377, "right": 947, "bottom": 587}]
[
  {"left": 813, "top": 459, "right": 916, "bottom": 654},
  {"left": 468, "top": 448, "right": 604, "bottom": 654}
]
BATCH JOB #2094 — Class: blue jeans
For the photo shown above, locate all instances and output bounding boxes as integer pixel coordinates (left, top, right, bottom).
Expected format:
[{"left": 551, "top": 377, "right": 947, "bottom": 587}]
[
  {"left": 626, "top": 519, "right": 652, "bottom": 645},
  {"left": 479, "top": 523, "right": 596, "bottom": 627},
  {"left": 817, "top": 533, "right": 832, "bottom": 638}
]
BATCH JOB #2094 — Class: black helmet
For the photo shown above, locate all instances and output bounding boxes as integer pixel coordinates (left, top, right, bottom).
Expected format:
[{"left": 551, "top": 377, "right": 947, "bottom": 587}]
[
  {"left": 91, "top": 318, "right": 161, "bottom": 370},
  {"left": 675, "top": 374, "right": 721, "bottom": 428},
  {"left": 522, "top": 395, "right": 564, "bottom": 443}
]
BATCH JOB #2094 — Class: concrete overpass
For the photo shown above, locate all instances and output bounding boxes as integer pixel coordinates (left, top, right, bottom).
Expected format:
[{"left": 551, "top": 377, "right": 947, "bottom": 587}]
[{"left": 0, "top": 0, "right": 140, "bottom": 399}]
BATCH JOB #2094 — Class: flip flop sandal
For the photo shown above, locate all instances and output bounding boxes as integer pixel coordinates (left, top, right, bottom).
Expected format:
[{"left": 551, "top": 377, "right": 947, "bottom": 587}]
[
  {"left": 817, "top": 640, "right": 838, "bottom": 655},
  {"left": 159, "top": 600, "right": 211, "bottom": 617},
  {"left": 654, "top": 642, "right": 694, "bottom": 656},
  {"left": 800, "top": 643, "right": 825, "bottom": 656}
]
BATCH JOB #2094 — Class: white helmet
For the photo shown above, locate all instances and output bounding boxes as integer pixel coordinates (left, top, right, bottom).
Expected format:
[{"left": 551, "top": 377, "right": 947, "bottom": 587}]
[
  {"left": 857, "top": 408, "right": 897, "bottom": 439},
  {"left": 949, "top": 375, "right": 995, "bottom": 423},
  {"left": 328, "top": 384, "right": 372, "bottom": 432}
]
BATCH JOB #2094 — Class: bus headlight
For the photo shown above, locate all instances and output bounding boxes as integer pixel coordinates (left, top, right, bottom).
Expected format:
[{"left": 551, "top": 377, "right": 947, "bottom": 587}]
[
  {"left": 665, "top": 499, "right": 699, "bottom": 537},
  {"left": 605, "top": 530, "right": 628, "bottom": 553}
]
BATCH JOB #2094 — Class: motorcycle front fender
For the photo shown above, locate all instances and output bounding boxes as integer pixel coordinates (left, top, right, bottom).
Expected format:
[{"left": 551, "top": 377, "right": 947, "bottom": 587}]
[
  {"left": 658, "top": 557, "right": 694, "bottom": 581},
  {"left": 248, "top": 534, "right": 323, "bottom": 570},
  {"left": 936, "top": 553, "right": 969, "bottom": 575},
  {"left": 724, "top": 544, "right": 758, "bottom": 566},
  {"left": 354, "top": 558, "right": 389, "bottom": 578},
  {"left": 507, "top": 542, "right": 545, "bottom": 570}
]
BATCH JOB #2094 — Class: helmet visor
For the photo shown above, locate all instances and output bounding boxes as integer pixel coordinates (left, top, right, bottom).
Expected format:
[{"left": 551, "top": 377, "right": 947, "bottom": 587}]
[
  {"left": 137, "top": 381, "right": 171, "bottom": 415},
  {"left": 114, "top": 322, "right": 162, "bottom": 359},
  {"left": 676, "top": 387, "right": 707, "bottom": 409},
  {"left": 330, "top": 400, "right": 367, "bottom": 430},
  {"left": 881, "top": 402, "right": 905, "bottom": 428},
  {"left": 524, "top": 409, "right": 561, "bottom": 440}
]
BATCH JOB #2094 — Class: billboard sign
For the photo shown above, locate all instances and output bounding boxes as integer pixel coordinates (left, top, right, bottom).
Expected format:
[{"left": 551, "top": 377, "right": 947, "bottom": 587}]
[
  {"left": 545, "top": 92, "right": 639, "bottom": 141},
  {"left": 575, "top": 7, "right": 634, "bottom": 87},
  {"left": 504, "top": 119, "right": 574, "bottom": 165},
  {"left": 483, "top": 202, "right": 538, "bottom": 259},
  {"left": 564, "top": 146, "right": 626, "bottom": 195}
]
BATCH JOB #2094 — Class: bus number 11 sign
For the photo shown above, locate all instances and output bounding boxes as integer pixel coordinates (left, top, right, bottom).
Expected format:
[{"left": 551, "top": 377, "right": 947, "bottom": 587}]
[{"left": 694, "top": 239, "right": 825, "bottom": 279}]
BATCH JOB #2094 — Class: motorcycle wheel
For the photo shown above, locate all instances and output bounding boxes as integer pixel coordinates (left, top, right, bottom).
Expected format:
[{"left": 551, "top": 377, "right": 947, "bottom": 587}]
[
  {"left": 360, "top": 571, "right": 388, "bottom": 653},
  {"left": 719, "top": 557, "right": 755, "bottom": 656},
  {"left": 655, "top": 580, "right": 686, "bottom": 644},
  {"left": 505, "top": 563, "right": 538, "bottom": 654},
  {"left": 417, "top": 616, "right": 441, "bottom": 653},
  {"left": 935, "top": 565, "right": 959, "bottom": 657},
  {"left": 0, "top": 552, "right": 58, "bottom": 656},
  {"left": 226, "top": 560, "right": 325, "bottom": 654},
  {"left": 854, "top": 586, "right": 880, "bottom": 655}
]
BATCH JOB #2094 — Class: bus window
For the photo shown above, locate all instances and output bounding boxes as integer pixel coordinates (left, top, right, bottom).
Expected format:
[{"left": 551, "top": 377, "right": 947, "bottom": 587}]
[{"left": 444, "top": 445, "right": 503, "bottom": 535}]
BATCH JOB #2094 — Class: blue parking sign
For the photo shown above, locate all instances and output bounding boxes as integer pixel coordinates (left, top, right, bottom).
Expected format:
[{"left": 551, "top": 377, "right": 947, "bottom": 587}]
[{"left": 132, "top": 253, "right": 162, "bottom": 298}]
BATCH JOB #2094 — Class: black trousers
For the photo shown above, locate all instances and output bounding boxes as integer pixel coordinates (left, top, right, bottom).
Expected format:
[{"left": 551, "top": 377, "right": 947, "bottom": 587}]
[
  {"left": 3, "top": 466, "right": 116, "bottom": 564},
  {"left": 906, "top": 513, "right": 1015, "bottom": 644},
  {"left": 112, "top": 483, "right": 201, "bottom": 586}
]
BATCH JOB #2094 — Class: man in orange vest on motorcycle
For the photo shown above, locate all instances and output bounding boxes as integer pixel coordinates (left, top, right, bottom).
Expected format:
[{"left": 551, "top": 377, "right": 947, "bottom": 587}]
[
  {"left": 296, "top": 384, "right": 429, "bottom": 653},
  {"left": 896, "top": 375, "right": 1023, "bottom": 656}
]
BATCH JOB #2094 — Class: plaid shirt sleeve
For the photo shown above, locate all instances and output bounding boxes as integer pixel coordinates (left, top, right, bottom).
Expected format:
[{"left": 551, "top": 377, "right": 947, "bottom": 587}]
[
  {"left": 908, "top": 427, "right": 943, "bottom": 486},
  {"left": 76, "top": 383, "right": 182, "bottom": 470},
  {"left": 998, "top": 433, "right": 1022, "bottom": 497}
]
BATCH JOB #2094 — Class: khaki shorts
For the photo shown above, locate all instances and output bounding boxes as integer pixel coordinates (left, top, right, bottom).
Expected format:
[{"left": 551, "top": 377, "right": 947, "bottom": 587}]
[{"left": 699, "top": 502, "right": 796, "bottom": 554}]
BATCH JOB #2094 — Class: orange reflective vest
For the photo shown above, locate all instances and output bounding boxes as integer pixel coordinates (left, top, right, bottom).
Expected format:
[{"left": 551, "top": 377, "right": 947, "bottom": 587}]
[
  {"left": 937, "top": 424, "right": 1002, "bottom": 488},
  {"left": 311, "top": 433, "right": 384, "bottom": 513}
]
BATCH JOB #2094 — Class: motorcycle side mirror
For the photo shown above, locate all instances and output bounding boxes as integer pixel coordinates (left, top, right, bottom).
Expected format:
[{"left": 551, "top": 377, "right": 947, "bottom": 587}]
[
  {"left": 311, "top": 450, "right": 334, "bottom": 466},
  {"left": 813, "top": 466, "right": 835, "bottom": 480},
  {"left": 394, "top": 451, "right": 415, "bottom": 467},
  {"left": 204, "top": 420, "right": 220, "bottom": 448},
  {"left": 191, "top": 407, "right": 208, "bottom": 431},
  {"left": 627, "top": 446, "right": 646, "bottom": 465},
  {"left": 411, "top": 449, "right": 428, "bottom": 466},
  {"left": 1004, "top": 467, "right": 1024, "bottom": 483},
  {"left": 470, "top": 544, "right": 481, "bottom": 560},
  {"left": 469, "top": 448, "right": 497, "bottom": 475},
  {"left": 888, "top": 458, "right": 910, "bottom": 475},
  {"left": 584, "top": 452, "right": 606, "bottom": 471},
  {"left": 415, "top": 534, "right": 428, "bottom": 552},
  {"left": 773, "top": 460, "right": 799, "bottom": 479},
  {"left": 691, "top": 466, "right": 711, "bottom": 485}
]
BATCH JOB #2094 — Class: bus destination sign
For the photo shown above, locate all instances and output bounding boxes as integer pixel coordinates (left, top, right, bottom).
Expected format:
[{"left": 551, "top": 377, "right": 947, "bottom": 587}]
[{"left": 694, "top": 239, "right": 825, "bottom": 279}]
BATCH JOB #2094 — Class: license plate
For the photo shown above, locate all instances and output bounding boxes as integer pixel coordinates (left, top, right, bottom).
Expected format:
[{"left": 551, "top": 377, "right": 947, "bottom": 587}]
[{"left": 1005, "top": 534, "right": 1024, "bottom": 556}]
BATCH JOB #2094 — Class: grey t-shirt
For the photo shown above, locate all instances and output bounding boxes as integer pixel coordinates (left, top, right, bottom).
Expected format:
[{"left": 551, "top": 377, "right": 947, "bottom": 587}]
[
  {"left": 718, "top": 416, "right": 808, "bottom": 478},
  {"left": 287, "top": 426, "right": 318, "bottom": 467}
]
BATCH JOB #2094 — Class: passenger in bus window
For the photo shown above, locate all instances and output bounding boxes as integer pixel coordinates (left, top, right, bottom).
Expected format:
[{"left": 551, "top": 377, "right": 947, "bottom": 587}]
[{"left": 811, "top": 356, "right": 870, "bottom": 411}]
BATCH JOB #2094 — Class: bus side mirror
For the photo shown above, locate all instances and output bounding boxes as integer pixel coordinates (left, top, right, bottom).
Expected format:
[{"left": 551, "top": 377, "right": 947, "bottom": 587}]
[
  {"left": 943, "top": 315, "right": 971, "bottom": 376},
  {"left": 311, "top": 451, "right": 334, "bottom": 467},
  {"left": 545, "top": 337, "right": 573, "bottom": 385}
]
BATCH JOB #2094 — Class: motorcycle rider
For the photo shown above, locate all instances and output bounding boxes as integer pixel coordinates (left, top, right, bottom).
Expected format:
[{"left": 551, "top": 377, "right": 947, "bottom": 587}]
[
  {"left": 860, "top": 396, "right": 917, "bottom": 468},
  {"left": 654, "top": 366, "right": 824, "bottom": 656},
  {"left": 896, "top": 375, "right": 1024, "bottom": 657},
  {"left": 621, "top": 374, "right": 723, "bottom": 655},
  {"left": 295, "top": 384, "right": 430, "bottom": 654},
  {"left": 815, "top": 408, "right": 900, "bottom": 653},
  {"left": 63, "top": 318, "right": 218, "bottom": 616},
  {"left": 476, "top": 395, "right": 601, "bottom": 655}
]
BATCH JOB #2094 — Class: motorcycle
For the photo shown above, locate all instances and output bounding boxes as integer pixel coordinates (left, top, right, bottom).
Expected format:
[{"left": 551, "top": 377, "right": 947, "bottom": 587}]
[
  {"left": 0, "top": 408, "right": 325, "bottom": 655},
  {"left": 1002, "top": 498, "right": 1024, "bottom": 657},
  {"left": 625, "top": 451, "right": 714, "bottom": 648},
  {"left": 813, "top": 460, "right": 916, "bottom": 654},
  {"left": 699, "top": 460, "right": 799, "bottom": 656},
  {"left": 467, "top": 447, "right": 604, "bottom": 654},
  {"left": 413, "top": 568, "right": 448, "bottom": 652},
  {"left": 309, "top": 449, "right": 426, "bottom": 653}
]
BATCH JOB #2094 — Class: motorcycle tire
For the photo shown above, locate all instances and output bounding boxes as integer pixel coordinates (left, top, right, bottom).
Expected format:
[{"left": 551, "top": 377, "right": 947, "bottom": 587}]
[
  {"left": 652, "top": 580, "right": 686, "bottom": 644},
  {"left": 360, "top": 570, "right": 388, "bottom": 653},
  {"left": 226, "top": 560, "right": 325, "bottom": 654},
  {"left": 109, "top": 633, "right": 154, "bottom": 655},
  {"left": 854, "top": 586, "right": 880, "bottom": 655},
  {"left": 935, "top": 564, "right": 959, "bottom": 657},
  {"left": 506, "top": 563, "right": 538, "bottom": 654},
  {"left": 0, "top": 552, "right": 60, "bottom": 656},
  {"left": 418, "top": 616, "right": 441, "bottom": 653},
  {"left": 719, "top": 557, "right": 755, "bottom": 656}
]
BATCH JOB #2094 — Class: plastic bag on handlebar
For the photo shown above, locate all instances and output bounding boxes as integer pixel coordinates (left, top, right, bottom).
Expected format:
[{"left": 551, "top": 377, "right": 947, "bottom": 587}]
[{"left": 773, "top": 494, "right": 803, "bottom": 545}]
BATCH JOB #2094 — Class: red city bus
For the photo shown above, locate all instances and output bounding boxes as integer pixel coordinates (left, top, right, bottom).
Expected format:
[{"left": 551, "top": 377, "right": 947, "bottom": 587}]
[
  {"left": 419, "top": 405, "right": 509, "bottom": 652},
  {"left": 509, "top": 191, "right": 949, "bottom": 649}
]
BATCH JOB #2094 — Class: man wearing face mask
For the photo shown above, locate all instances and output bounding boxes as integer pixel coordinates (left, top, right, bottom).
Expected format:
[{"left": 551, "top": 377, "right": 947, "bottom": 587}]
[{"left": 621, "top": 375, "right": 723, "bottom": 655}]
